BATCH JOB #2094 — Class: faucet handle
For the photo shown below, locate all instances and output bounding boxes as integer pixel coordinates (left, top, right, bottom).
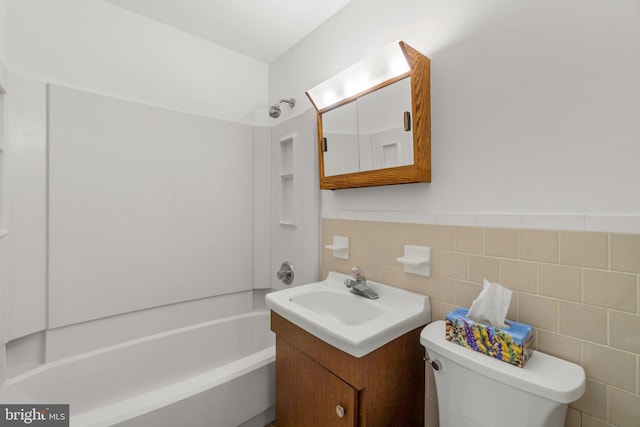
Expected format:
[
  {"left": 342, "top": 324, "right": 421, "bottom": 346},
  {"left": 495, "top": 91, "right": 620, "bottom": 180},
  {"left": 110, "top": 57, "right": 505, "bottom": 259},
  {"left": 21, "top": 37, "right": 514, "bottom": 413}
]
[
  {"left": 276, "top": 261, "right": 294, "bottom": 285},
  {"left": 351, "top": 266, "right": 366, "bottom": 282}
]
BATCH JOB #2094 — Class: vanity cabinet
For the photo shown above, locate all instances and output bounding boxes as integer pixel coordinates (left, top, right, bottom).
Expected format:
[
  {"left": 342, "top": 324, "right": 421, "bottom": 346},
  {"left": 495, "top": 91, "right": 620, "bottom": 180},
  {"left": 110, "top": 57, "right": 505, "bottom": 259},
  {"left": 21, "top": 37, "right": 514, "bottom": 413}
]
[{"left": 271, "top": 312, "right": 425, "bottom": 427}]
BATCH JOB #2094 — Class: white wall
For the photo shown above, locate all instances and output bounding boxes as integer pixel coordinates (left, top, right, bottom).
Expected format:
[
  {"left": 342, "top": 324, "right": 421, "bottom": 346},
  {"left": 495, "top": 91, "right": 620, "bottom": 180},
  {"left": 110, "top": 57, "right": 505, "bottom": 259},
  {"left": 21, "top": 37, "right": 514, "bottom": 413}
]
[{"left": 270, "top": 0, "right": 640, "bottom": 232}]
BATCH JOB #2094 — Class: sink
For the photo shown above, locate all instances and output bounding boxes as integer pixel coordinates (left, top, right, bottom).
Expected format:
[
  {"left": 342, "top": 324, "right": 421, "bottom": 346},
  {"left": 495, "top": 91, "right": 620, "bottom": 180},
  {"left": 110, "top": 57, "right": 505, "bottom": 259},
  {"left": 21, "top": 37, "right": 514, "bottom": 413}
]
[
  {"left": 291, "top": 290, "right": 383, "bottom": 326},
  {"left": 266, "top": 271, "right": 431, "bottom": 357}
]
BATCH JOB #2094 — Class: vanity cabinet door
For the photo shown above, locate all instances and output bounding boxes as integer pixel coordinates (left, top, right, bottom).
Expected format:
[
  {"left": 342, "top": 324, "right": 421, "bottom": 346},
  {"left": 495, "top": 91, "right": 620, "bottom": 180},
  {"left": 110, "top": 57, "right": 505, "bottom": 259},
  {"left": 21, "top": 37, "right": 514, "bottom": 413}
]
[{"left": 276, "top": 338, "right": 357, "bottom": 427}]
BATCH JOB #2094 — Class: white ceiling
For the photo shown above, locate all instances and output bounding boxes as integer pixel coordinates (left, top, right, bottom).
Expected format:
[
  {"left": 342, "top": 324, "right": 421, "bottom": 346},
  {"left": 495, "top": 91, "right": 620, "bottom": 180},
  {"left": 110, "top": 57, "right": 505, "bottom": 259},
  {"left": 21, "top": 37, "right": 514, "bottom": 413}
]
[{"left": 104, "top": 0, "right": 353, "bottom": 63}]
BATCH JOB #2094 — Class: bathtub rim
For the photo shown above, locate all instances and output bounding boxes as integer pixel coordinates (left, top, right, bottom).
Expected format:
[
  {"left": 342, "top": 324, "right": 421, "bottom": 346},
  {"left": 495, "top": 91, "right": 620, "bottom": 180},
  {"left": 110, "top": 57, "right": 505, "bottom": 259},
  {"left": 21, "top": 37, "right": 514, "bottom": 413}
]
[{"left": 72, "top": 346, "right": 275, "bottom": 427}]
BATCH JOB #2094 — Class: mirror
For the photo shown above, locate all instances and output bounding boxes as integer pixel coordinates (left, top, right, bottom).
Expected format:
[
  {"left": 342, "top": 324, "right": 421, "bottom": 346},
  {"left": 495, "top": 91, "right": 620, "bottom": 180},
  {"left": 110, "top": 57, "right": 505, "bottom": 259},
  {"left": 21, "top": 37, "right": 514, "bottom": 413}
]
[
  {"left": 308, "top": 41, "right": 430, "bottom": 190},
  {"left": 322, "top": 77, "right": 413, "bottom": 176},
  {"left": 321, "top": 100, "right": 359, "bottom": 177}
]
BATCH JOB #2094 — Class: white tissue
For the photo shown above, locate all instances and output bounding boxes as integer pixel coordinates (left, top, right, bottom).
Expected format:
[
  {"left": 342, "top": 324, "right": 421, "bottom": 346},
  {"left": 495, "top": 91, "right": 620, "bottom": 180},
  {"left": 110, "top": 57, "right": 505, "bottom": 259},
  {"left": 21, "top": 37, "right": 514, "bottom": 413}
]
[{"left": 467, "top": 279, "right": 512, "bottom": 328}]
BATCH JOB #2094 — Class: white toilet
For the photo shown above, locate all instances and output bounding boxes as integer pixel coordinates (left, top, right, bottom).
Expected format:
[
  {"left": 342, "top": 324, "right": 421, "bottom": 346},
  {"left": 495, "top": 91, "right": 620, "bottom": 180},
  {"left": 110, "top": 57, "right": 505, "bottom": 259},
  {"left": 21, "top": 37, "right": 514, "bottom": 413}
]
[{"left": 420, "top": 321, "right": 586, "bottom": 427}]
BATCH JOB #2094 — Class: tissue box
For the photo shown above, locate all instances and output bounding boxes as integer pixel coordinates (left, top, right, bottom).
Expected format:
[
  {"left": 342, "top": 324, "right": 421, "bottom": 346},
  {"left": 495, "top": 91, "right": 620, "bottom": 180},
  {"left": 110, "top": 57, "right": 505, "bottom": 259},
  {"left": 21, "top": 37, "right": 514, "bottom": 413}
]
[{"left": 445, "top": 307, "right": 534, "bottom": 368}]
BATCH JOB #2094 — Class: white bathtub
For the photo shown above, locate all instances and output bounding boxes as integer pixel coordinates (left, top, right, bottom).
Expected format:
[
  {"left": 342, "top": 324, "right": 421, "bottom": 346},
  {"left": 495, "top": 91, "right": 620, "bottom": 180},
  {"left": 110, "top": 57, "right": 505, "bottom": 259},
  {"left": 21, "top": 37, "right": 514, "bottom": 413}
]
[{"left": 0, "top": 311, "right": 275, "bottom": 427}]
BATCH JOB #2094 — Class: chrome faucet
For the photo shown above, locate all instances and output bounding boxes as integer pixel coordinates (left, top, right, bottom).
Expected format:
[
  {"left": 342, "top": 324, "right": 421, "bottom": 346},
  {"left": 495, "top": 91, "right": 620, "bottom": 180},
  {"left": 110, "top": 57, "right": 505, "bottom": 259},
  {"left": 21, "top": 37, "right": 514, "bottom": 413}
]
[{"left": 344, "top": 266, "right": 379, "bottom": 299}]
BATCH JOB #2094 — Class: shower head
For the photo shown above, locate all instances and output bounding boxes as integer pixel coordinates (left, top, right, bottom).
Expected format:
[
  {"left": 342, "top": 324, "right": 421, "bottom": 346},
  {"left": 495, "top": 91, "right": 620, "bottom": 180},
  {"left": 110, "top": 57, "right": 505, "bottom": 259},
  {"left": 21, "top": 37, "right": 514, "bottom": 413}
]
[
  {"left": 268, "top": 105, "right": 281, "bottom": 119},
  {"left": 269, "top": 98, "right": 295, "bottom": 118}
]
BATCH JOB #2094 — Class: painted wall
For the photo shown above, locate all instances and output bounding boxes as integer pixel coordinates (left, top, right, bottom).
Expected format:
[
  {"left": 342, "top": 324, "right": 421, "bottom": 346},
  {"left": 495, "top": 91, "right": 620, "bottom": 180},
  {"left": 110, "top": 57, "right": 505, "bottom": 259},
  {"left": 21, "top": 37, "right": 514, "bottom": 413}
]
[{"left": 270, "top": 0, "right": 640, "bottom": 231}]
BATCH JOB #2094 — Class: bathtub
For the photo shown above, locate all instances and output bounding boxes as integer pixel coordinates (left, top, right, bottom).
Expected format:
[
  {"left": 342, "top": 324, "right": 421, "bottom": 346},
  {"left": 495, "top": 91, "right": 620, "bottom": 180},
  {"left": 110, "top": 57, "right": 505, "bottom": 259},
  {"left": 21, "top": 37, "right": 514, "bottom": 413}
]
[{"left": 0, "top": 311, "right": 275, "bottom": 427}]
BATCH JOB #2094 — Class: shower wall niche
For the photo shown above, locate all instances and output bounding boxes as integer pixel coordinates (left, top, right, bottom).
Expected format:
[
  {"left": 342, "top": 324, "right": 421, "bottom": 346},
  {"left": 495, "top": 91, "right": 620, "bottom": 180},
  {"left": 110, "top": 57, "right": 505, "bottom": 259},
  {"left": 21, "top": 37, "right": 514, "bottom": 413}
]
[{"left": 279, "top": 136, "right": 294, "bottom": 225}]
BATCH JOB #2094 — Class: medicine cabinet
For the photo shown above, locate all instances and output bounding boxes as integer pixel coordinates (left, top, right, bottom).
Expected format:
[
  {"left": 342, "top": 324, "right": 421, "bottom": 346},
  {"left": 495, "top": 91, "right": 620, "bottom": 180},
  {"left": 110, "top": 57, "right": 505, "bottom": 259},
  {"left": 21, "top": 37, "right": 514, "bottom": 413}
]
[{"left": 306, "top": 41, "right": 431, "bottom": 190}]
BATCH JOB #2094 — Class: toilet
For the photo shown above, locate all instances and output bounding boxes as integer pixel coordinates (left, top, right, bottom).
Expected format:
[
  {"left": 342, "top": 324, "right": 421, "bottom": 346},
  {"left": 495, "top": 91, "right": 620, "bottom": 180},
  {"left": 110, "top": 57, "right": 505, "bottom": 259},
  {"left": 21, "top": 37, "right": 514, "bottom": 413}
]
[{"left": 420, "top": 321, "right": 586, "bottom": 427}]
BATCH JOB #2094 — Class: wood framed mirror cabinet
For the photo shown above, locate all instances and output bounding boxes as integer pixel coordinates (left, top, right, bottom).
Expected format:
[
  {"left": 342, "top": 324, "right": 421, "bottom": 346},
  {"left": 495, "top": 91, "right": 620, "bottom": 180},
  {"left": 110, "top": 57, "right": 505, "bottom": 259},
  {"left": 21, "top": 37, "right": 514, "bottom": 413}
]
[{"left": 306, "top": 41, "right": 431, "bottom": 190}]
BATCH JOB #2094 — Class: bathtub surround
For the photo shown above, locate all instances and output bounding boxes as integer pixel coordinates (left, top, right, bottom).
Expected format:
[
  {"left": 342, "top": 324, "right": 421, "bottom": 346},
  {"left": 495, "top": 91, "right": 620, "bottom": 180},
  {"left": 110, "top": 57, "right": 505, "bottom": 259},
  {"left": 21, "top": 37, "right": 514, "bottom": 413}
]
[
  {"left": 253, "top": 125, "right": 273, "bottom": 290},
  {"left": 322, "top": 218, "right": 640, "bottom": 427},
  {"left": 269, "top": 109, "right": 321, "bottom": 290},
  {"left": 0, "top": 48, "right": 7, "bottom": 384},
  {"left": 4, "top": 73, "right": 47, "bottom": 342},
  {"left": 43, "top": 292, "right": 255, "bottom": 363},
  {"left": 0, "top": 80, "right": 271, "bottom": 373},
  {"left": 48, "top": 85, "right": 253, "bottom": 327}
]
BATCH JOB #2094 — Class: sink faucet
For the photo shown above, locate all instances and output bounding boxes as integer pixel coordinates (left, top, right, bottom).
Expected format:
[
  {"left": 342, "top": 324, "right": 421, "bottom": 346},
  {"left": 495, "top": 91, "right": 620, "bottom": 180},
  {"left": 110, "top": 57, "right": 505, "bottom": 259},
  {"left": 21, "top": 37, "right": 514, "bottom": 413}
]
[{"left": 344, "top": 266, "right": 379, "bottom": 299}]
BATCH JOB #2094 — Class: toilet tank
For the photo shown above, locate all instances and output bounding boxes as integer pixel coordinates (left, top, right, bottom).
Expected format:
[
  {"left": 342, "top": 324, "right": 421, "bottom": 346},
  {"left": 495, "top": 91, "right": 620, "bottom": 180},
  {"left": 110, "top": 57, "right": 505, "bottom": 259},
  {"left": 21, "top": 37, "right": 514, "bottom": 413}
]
[{"left": 420, "top": 321, "right": 585, "bottom": 427}]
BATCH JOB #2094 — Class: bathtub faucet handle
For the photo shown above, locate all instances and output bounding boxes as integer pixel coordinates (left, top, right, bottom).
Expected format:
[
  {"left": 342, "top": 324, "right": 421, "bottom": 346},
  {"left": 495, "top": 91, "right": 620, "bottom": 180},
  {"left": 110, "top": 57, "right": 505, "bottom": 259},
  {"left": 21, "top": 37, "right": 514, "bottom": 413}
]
[{"left": 276, "top": 261, "right": 294, "bottom": 285}]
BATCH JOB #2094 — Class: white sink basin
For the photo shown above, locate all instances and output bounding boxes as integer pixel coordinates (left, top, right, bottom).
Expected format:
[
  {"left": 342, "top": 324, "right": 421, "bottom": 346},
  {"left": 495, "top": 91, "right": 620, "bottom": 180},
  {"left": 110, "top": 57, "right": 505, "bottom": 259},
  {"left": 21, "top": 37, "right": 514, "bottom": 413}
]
[
  {"left": 266, "top": 271, "right": 431, "bottom": 357},
  {"left": 291, "top": 290, "right": 384, "bottom": 326}
]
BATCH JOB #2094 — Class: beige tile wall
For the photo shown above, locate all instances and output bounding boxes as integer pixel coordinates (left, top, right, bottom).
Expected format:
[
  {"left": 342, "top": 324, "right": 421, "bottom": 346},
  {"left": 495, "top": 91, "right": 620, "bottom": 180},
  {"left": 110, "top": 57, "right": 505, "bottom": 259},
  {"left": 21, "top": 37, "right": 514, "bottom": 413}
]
[{"left": 322, "top": 219, "right": 640, "bottom": 427}]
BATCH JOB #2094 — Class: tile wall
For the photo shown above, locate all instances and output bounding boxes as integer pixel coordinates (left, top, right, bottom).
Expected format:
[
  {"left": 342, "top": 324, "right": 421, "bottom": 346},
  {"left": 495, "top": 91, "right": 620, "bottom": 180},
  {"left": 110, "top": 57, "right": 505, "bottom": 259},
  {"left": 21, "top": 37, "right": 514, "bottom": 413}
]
[{"left": 322, "top": 218, "right": 640, "bottom": 427}]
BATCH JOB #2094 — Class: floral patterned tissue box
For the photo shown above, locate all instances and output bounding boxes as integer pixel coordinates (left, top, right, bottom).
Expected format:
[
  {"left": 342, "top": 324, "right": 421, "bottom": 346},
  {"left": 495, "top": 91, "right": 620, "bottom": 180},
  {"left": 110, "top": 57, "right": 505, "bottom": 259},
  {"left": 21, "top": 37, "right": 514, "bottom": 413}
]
[{"left": 445, "top": 307, "right": 534, "bottom": 368}]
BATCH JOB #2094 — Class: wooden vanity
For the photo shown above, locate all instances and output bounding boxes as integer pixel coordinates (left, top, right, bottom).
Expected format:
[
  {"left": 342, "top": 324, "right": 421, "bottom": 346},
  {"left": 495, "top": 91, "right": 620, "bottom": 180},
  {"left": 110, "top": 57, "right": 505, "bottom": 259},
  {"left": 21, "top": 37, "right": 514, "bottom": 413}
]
[{"left": 271, "top": 311, "right": 425, "bottom": 427}]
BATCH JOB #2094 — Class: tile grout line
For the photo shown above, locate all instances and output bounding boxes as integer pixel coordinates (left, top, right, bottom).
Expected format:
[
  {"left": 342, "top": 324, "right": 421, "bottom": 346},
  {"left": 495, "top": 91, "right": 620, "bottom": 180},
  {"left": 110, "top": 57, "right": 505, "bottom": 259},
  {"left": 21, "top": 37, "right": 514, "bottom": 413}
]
[{"left": 608, "top": 232, "right": 612, "bottom": 271}]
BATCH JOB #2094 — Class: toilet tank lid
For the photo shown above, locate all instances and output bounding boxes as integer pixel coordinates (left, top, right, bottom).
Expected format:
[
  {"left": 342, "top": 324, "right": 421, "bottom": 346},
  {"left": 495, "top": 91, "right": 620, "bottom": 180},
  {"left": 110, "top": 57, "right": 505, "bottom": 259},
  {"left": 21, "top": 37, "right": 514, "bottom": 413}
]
[{"left": 420, "top": 321, "right": 586, "bottom": 404}]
